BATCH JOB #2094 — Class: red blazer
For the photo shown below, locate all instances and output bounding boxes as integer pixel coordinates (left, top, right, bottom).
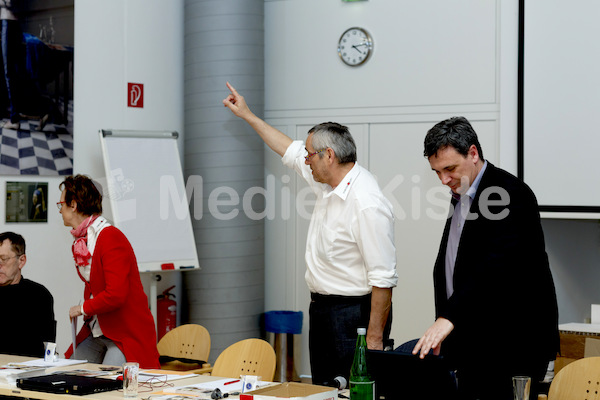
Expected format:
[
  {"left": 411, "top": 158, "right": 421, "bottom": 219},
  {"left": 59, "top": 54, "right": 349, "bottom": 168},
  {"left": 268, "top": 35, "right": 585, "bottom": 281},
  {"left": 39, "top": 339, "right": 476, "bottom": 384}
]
[{"left": 65, "top": 226, "right": 160, "bottom": 368}]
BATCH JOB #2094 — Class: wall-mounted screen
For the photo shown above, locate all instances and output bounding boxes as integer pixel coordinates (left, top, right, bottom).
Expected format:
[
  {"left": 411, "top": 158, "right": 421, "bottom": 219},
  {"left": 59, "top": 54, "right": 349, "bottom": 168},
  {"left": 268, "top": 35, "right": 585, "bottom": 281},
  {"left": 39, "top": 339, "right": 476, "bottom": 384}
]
[{"left": 520, "top": 0, "right": 600, "bottom": 213}]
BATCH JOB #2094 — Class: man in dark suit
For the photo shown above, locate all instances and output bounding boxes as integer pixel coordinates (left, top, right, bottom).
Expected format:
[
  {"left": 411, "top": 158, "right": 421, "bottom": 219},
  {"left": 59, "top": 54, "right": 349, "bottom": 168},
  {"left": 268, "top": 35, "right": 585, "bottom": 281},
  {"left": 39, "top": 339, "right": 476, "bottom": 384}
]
[{"left": 412, "top": 117, "right": 559, "bottom": 400}]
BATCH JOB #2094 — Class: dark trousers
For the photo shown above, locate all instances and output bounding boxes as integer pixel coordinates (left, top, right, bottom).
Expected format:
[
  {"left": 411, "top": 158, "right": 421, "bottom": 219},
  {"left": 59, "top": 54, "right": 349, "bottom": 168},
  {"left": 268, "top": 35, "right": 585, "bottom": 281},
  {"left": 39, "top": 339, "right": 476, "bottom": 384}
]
[{"left": 308, "top": 292, "right": 392, "bottom": 386}]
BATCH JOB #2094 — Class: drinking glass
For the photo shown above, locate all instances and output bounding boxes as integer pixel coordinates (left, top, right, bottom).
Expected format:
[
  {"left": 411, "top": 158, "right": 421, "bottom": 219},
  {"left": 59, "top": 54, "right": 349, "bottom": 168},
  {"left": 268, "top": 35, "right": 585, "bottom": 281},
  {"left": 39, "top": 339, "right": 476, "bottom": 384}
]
[
  {"left": 122, "top": 362, "right": 139, "bottom": 398},
  {"left": 513, "top": 376, "right": 531, "bottom": 400}
]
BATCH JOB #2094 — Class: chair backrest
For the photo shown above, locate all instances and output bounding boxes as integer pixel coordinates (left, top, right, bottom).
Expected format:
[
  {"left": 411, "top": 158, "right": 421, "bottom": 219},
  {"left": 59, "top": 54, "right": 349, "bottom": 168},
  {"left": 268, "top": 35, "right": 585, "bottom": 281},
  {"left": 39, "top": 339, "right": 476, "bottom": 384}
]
[
  {"left": 157, "top": 324, "right": 211, "bottom": 363},
  {"left": 548, "top": 357, "right": 600, "bottom": 400},
  {"left": 211, "top": 338, "right": 276, "bottom": 382}
]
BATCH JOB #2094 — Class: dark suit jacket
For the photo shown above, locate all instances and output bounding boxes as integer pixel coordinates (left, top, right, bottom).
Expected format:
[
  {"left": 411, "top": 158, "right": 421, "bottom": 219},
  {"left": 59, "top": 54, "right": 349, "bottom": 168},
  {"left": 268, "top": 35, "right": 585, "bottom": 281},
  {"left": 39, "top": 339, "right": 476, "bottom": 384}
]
[{"left": 433, "top": 162, "right": 559, "bottom": 373}]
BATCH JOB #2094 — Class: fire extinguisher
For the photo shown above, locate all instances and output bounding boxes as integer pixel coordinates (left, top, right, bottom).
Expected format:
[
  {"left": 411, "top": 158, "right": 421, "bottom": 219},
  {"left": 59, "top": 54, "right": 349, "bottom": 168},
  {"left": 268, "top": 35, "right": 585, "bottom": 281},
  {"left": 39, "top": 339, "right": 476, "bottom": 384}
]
[{"left": 157, "top": 285, "right": 177, "bottom": 340}]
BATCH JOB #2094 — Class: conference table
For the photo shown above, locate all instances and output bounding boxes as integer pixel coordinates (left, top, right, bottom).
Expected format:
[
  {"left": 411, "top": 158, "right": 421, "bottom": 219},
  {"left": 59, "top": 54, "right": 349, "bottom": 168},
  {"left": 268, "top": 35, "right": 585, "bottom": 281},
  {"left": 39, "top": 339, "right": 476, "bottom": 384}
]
[{"left": 0, "top": 354, "right": 227, "bottom": 400}]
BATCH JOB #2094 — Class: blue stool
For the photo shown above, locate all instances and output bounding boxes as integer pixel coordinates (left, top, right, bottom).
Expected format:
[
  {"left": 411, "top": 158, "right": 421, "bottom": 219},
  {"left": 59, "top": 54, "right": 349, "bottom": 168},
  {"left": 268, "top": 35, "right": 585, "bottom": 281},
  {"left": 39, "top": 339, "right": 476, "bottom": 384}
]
[{"left": 264, "top": 311, "right": 303, "bottom": 382}]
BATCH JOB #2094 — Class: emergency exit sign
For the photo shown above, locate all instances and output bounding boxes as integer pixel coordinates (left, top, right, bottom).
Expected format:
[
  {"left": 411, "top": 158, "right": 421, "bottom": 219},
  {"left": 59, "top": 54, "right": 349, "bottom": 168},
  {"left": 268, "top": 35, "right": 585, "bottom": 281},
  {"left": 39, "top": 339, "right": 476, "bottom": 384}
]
[{"left": 128, "top": 83, "right": 144, "bottom": 108}]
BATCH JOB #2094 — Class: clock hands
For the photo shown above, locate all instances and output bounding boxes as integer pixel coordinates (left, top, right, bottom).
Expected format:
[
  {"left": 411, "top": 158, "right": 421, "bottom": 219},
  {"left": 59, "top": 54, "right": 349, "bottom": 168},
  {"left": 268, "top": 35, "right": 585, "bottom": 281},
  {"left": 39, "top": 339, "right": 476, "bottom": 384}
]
[
  {"left": 338, "top": 27, "right": 372, "bottom": 66},
  {"left": 352, "top": 43, "right": 369, "bottom": 55}
]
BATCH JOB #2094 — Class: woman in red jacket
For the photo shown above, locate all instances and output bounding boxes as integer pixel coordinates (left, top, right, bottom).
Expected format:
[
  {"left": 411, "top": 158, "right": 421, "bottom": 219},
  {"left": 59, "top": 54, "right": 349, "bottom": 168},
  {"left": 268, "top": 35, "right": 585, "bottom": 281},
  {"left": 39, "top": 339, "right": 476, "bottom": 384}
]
[{"left": 59, "top": 174, "right": 160, "bottom": 368}]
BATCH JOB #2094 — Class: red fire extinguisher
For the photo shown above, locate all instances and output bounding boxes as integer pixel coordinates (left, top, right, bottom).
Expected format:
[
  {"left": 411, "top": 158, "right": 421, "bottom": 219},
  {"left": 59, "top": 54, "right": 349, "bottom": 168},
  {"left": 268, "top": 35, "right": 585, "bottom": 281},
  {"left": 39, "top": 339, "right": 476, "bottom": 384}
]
[{"left": 157, "top": 285, "right": 177, "bottom": 340}]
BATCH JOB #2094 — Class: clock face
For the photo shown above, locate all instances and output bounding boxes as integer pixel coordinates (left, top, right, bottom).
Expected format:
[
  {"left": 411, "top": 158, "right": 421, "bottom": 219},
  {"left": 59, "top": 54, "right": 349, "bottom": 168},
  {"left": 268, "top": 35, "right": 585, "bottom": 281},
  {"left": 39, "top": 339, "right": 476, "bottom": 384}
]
[{"left": 337, "top": 27, "right": 373, "bottom": 66}]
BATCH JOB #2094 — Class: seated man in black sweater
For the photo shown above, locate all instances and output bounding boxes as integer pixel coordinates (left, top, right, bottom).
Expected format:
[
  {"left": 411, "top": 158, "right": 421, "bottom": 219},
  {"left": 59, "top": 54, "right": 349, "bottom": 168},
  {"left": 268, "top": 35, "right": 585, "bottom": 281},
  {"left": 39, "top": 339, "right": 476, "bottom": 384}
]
[{"left": 0, "top": 232, "right": 56, "bottom": 357}]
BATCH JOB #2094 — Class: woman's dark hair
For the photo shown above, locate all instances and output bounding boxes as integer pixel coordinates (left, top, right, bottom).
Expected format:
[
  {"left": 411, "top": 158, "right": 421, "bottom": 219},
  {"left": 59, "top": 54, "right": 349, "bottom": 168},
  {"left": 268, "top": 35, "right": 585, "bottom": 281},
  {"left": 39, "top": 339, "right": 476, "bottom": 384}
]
[{"left": 59, "top": 174, "right": 103, "bottom": 216}]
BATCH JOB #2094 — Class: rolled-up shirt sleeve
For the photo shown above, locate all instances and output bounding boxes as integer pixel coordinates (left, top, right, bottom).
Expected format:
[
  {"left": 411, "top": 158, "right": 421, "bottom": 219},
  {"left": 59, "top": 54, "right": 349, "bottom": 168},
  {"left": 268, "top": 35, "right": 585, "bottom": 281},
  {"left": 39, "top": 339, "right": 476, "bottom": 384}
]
[{"left": 354, "top": 204, "right": 398, "bottom": 288}]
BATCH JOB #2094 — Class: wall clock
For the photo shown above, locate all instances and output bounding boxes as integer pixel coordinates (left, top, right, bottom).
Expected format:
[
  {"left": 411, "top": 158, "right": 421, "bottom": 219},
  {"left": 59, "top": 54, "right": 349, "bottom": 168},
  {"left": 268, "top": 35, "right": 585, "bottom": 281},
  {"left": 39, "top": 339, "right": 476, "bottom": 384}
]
[{"left": 337, "top": 27, "right": 373, "bottom": 66}]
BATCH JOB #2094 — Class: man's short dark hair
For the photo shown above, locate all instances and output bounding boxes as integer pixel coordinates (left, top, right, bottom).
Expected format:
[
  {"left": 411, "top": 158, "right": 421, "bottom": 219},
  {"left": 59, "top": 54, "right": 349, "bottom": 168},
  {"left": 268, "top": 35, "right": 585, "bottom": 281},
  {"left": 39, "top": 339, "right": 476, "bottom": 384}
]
[
  {"left": 59, "top": 175, "right": 103, "bottom": 216},
  {"left": 0, "top": 232, "right": 25, "bottom": 256},
  {"left": 424, "top": 116, "right": 485, "bottom": 161}
]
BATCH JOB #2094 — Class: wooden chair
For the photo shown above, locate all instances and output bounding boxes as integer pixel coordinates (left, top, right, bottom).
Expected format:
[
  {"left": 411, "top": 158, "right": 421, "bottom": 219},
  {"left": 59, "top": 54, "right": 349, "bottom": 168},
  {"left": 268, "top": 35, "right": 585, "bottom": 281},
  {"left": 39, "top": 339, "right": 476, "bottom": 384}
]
[
  {"left": 544, "top": 357, "right": 600, "bottom": 400},
  {"left": 211, "top": 338, "right": 277, "bottom": 382},
  {"left": 157, "top": 324, "right": 212, "bottom": 374}
]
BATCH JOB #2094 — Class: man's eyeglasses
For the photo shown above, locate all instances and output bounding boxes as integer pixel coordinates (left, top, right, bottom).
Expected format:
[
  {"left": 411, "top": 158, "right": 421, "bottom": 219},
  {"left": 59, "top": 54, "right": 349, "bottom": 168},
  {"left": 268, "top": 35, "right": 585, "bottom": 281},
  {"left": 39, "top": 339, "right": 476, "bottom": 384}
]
[
  {"left": 56, "top": 201, "right": 67, "bottom": 211},
  {"left": 304, "top": 148, "right": 325, "bottom": 162},
  {"left": 0, "top": 255, "right": 20, "bottom": 265}
]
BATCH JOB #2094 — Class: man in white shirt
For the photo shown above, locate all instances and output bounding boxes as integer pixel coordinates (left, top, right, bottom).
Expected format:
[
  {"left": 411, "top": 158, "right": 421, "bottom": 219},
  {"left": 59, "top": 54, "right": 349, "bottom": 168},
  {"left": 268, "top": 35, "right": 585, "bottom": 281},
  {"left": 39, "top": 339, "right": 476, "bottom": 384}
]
[{"left": 223, "top": 82, "right": 398, "bottom": 385}]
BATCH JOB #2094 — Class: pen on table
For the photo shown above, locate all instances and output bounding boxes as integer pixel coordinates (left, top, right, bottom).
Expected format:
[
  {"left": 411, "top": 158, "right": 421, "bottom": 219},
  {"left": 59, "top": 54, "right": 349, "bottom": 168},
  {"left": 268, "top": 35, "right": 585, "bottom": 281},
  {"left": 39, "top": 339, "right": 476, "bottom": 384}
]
[{"left": 224, "top": 379, "right": 240, "bottom": 385}]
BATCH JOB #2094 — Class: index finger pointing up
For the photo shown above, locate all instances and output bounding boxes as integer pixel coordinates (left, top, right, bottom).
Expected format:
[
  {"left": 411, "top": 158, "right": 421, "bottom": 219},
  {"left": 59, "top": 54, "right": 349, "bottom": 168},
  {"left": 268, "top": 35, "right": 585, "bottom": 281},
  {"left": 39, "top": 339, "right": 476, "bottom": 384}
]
[{"left": 226, "top": 81, "right": 238, "bottom": 95}]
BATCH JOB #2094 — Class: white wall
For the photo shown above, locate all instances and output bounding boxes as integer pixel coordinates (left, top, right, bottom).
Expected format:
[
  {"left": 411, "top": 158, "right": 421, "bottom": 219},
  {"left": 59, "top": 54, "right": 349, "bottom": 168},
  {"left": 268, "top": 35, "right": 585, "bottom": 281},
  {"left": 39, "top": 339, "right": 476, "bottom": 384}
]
[
  {"left": 0, "top": 178, "right": 79, "bottom": 357},
  {"left": 543, "top": 219, "right": 600, "bottom": 324},
  {"left": 265, "top": 0, "right": 497, "bottom": 117},
  {"left": 74, "top": 0, "right": 184, "bottom": 178},
  {"left": 2, "top": 0, "right": 598, "bottom": 376},
  {"left": 263, "top": 0, "right": 504, "bottom": 377},
  {"left": 72, "top": 0, "right": 186, "bottom": 349},
  {"left": 263, "top": 0, "right": 600, "bottom": 379},
  {"left": 0, "top": 0, "right": 78, "bottom": 361},
  {"left": 0, "top": 0, "right": 184, "bottom": 357}
]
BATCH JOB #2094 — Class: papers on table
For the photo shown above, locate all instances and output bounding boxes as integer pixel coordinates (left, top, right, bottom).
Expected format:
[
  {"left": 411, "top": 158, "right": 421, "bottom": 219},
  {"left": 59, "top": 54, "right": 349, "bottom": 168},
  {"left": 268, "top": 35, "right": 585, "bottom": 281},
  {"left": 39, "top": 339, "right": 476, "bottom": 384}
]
[
  {"left": 0, "top": 358, "right": 88, "bottom": 385},
  {"left": 153, "top": 378, "right": 274, "bottom": 399},
  {"left": 175, "top": 378, "right": 245, "bottom": 393},
  {"left": 138, "top": 370, "right": 198, "bottom": 383},
  {"left": 559, "top": 322, "right": 600, "bottom": 334},
  {"left": 96, "top": 369, "right": 198, "bottom": 382},
  {"left": 15, "top": 358, "right": 88, "bottom": 368},
  {"left": 0, "top": 364, "right": 47, "bottom": 385},
  {"left": 61, "top": 369, "right": 115, "bottom": 377},
  {"left": 0, "top": 360, "right": 197, "bottom": 388}
]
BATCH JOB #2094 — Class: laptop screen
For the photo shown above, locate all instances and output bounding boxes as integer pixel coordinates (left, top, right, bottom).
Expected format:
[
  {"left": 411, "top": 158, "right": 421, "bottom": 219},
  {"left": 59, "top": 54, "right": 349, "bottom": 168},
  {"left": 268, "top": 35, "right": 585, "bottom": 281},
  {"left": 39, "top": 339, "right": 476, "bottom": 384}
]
[{"left": 367, "top": 350, "right": 458, "bottom": 400}]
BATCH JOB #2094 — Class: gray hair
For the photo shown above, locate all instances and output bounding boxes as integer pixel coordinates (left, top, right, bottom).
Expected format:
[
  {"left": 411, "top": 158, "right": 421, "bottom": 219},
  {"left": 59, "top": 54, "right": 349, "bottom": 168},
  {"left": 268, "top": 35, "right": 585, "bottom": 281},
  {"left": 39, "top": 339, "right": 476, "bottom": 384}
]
[{"left": 309, "top": 122, "right": 357, "bottom": 164}]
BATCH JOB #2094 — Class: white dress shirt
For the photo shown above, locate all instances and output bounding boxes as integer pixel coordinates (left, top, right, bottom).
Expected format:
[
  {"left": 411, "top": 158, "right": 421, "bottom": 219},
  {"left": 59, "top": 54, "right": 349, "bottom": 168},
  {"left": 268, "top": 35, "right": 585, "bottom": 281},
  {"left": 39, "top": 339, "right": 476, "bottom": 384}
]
[{"left": 282, "top": 140, "right": 398, "bottom": 296}]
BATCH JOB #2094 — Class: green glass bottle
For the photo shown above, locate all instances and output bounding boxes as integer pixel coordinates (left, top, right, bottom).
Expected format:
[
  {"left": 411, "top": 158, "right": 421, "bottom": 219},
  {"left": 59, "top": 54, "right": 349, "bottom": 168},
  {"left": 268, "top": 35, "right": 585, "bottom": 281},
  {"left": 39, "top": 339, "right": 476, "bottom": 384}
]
[{"left": 349, "top": 327, "right": 375, "bottom": 400}]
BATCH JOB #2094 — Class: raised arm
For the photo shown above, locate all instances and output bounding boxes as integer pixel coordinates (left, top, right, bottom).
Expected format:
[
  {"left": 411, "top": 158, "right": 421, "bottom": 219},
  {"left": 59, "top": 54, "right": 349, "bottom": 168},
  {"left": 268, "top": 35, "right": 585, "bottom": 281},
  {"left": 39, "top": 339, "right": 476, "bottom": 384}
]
[{"left": 223, "top": 82, "right": 293, "bottom": 157}]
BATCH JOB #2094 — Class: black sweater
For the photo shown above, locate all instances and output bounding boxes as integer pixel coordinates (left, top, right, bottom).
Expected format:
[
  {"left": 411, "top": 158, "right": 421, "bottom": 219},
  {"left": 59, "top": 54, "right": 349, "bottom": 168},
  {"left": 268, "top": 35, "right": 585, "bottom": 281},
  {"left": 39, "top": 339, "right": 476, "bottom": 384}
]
[{"left": 0, "top": 278, "right": 56, "bottom": 357}]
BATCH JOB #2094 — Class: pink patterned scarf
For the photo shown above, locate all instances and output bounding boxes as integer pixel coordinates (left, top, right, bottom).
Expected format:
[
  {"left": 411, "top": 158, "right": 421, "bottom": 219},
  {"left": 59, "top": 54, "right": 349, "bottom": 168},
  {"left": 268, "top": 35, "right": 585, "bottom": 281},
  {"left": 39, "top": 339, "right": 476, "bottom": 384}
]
[{"left": 71, "top": 215, "right": 99, "bottom": 267}]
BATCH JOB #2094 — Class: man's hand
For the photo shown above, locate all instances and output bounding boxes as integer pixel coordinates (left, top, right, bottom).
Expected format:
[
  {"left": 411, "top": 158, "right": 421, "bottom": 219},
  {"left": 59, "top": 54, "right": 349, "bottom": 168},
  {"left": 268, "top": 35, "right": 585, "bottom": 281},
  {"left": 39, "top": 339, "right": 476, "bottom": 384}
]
[
  {"left": 221, "top": 82, "right": 292, "bottom": 157},
  {"left": 366, "top": 331, "right": 384, "bottom": 350},
  {"left": 412, "top": 317, "right": 454, "bottom": 358},
  {"left": 222, "top": 82, "right": 254, "bottom": 120}
]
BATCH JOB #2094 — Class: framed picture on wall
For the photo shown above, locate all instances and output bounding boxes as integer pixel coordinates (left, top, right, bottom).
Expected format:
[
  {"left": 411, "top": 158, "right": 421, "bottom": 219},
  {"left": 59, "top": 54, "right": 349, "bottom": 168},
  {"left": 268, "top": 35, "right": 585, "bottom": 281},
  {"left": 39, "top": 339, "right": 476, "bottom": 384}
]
[
  {"left": 5, "top": 181, "right": 48, "bottom": 223},
  {"left": 0, "top": 1, "right": 74, "bottom": 175}
]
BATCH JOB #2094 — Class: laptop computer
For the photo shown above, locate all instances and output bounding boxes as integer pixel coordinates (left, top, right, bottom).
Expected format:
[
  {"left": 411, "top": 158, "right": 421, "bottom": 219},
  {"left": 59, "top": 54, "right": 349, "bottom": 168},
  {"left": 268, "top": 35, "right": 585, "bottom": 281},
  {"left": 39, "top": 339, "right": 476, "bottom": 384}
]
[
  {"left": 17, "top": 373, "right": 122, "bottom": 395},
  {"left": 367, "top": 350, "right": 458, "bottom": 400}
]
